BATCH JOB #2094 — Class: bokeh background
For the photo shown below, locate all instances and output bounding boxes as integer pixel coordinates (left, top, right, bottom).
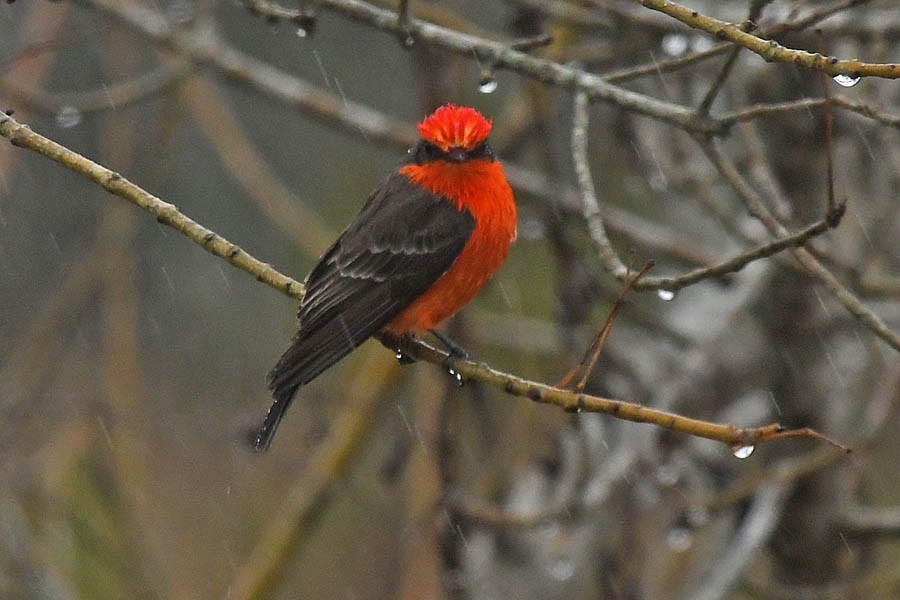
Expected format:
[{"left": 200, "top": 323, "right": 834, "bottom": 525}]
[{"left": 2, "top": 1, "right": 900, "bottom": 598}]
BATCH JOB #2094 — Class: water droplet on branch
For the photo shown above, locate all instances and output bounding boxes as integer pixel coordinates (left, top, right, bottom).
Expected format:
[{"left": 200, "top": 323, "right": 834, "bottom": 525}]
[
  {"left": 657, "top": 289, "right": 675, "bottom": 301},
  {"left": 447, "top": 367, "right": 464, "bottom": 386},
  {"left": 478, "top": 76, "right": 498, "bottom": 94},
  {"left": 832, "top": 73, "right": 860, "bottom": 87},
  {"left": 732, "top": 445, "right": 755, "bottom": 459}
]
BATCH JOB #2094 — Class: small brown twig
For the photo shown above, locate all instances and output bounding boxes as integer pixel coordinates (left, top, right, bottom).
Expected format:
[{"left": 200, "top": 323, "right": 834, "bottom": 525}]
[
  {"left": 557, "top": 261, "right": 655, "bottom": 391},
  {"left": 816, "top": 30, "right": 839, "bottom": 221}
]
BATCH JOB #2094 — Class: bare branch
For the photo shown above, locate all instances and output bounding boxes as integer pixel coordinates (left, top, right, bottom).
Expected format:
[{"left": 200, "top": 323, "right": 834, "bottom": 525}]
[
  {"left": 696, "top": 135, "right": 900, "bottom": 352},
  {"left": 571, "top": 91, "right": 843, "bottom": 293},
  {"left": 641, "top": 0, "right": 894, "bottom": 80},
  {"left": 0, "top": 111, "right": 303, "bottom": 299}
]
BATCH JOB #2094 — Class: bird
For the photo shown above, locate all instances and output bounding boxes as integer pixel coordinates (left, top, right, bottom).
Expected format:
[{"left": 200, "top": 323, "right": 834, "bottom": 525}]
[{"left": 255, "top": 104, "right": 517, "bottom": 451}]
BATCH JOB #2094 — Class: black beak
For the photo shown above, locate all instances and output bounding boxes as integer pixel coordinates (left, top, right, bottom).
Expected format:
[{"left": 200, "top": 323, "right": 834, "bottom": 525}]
[{"left": 446, "top": 147, "right": 467, "bottom": 162}]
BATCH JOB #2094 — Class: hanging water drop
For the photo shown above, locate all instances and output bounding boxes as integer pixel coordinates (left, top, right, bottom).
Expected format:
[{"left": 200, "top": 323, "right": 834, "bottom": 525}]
[
  {"left": 55, "top": 106, "right": 82, "bottom": 128},
  {"left": 403, "top": 35, "right": 415, "bottom": 48},
  {"left": 447, "top": 367, "right": 464, "bottom": 386},
  {"left": 832, "top": 73, "right": 860, "bottom": 88},
  {"left": 478, "top": 76, "right": 498, "bottom": 94},
  {"left": 657, "top": 289, "right": 675, "bottom": 301},
  {"left": 395, "top": 349, "right": 415, "bottom": 365},
  {"left": 296, "top": 26, "right": 308, "bottom": 38},
  {"left": 732, "top": 445, "right": 755, "bottom": 459}
]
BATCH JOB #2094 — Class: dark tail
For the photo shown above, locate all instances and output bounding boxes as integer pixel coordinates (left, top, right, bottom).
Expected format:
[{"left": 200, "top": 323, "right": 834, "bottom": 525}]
[
  {"left": 255, "top": 322, "right": 370, "bottom": 452},
  {"left": 254, "top": 384, "right": 299, "bottom": 452}
]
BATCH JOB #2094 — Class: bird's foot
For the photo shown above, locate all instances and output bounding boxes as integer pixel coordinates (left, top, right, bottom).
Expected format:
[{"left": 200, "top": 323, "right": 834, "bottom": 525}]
[
  {"left": 429, "top": 329, "right": 469, "bottom": 360},
  {"left": 394, "top": 348, "right": 417, "bottom": 365}
]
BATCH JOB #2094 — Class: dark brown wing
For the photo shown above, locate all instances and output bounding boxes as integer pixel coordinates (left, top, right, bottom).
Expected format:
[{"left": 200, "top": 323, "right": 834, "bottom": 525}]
[{"left": 255, "top": 173, "right": 475, "bottom": 450}]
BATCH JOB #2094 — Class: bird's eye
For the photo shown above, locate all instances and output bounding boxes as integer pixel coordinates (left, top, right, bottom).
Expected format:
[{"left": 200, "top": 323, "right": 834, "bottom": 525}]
[{"left": 413, "top": 141, "right": 444, "bottom": 164}]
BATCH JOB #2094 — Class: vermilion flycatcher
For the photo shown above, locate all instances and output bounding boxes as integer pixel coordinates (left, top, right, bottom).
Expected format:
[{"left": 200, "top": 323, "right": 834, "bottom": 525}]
[{"left": 256, "top": 104, "right": 517, "bottom": 450}]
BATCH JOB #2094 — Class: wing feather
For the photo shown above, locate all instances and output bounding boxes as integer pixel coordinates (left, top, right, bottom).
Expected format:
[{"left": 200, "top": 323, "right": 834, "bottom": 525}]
[{"left": 256, "top": 173, "right": 475, "bottom": 450}]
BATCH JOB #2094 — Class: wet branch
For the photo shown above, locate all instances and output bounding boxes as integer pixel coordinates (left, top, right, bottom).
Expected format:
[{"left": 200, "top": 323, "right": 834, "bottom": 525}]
[
  {"left": 641, "top": 0, "right": 894, "bottom": 80},
  {"left": 380, "top": 332, "right": 848, "bottom": 454},
  {"left": 695, "top": 135, "right": 900, "bottom": 353},
  {"left": 604, "top": 0, "right": 875, "bottom": 85},
  {"left": 571, "top": 91, "right": 844, "bottom": 293},
  {"left": 0, "top": 111, "right": 847, "bottom": 456},
  {"left": 0, "top": 111, "right": 303, "bottom": 299},
  {"left": 237, "top": 0, "right": 720, "bottom": 134}
]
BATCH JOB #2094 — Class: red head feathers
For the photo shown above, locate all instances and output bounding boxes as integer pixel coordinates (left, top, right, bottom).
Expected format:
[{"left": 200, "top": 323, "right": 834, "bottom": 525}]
[{"left": 416, "top": 104, "right": 492, "bottom": 152}]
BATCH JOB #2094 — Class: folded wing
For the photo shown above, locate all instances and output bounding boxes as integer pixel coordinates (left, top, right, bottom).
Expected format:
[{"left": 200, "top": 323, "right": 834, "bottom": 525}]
[{"left": 256, "top": 173, "right": 475, "bottom": 449}]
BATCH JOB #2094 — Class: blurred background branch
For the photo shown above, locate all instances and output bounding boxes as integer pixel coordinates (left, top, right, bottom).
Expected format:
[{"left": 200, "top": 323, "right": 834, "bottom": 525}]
[{"left": 2, "top": 1, "right": 900, "bottom": 599}]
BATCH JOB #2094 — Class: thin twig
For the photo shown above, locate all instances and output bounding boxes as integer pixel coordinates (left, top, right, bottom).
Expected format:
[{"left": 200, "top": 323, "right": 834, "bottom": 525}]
[
  {"left": 571, "top": 90, "right": 842, "bottom": 292},
  {"left": 696, "top": 136, "right": 900, "bottom": 352},
  {"left": 558, "top": 261, "right": 655, "bottom": 391},
  {"left": 571, "top": 89, "right": 629, "bottom": 280},
  {"left": 720, "top": 96, "right": 900, "bottom": 128},
  {"left": 817, "top": 30, "right": 838, "bottom": 218},
  {"left": 697, "top": 1, "right": 769, "bottom": 116},
  {"left": 605, "top": 0, "right": 872, "bottom": 84}
]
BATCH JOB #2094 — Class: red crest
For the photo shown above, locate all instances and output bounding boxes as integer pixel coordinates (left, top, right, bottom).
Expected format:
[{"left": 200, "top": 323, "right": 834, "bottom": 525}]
[{"left": 416, "top": 104, "right": 492, "bottom": 152}]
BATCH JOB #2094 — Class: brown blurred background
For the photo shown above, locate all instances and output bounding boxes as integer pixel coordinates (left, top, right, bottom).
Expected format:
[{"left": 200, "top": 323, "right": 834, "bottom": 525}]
[{"left": 2, "top": 1, "right": 900, "bottom": 598}]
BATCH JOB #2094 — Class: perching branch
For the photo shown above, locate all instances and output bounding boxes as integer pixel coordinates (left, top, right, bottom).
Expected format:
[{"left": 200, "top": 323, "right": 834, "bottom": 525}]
[
  {"left": 0, "top": 110, "right": 847, "bottom": 456},
  {"left": 380, "top": 332, "right": 847, "bottom": 454}
]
